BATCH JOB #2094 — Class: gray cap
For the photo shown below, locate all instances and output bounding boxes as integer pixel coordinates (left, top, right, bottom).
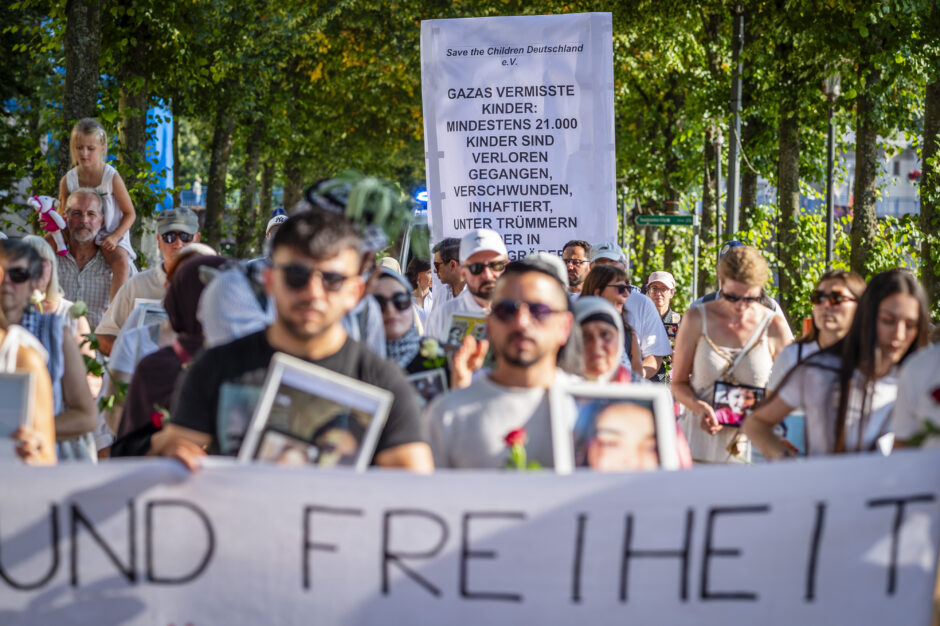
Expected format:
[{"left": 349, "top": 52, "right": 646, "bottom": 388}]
[
  {"left": 157, "top": 207, "right": 200, "bottom": 235},
  {"left": 521, "top": 251, "right": 569, "bottom": 290}
]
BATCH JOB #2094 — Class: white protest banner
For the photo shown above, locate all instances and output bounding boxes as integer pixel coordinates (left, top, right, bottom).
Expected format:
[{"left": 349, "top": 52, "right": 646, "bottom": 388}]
[
  {"left": 421, "top": 13, "right": 616, "bottom": 258},
  {"left": 1, "top": 452, "right": 939, "bottom": 625}
]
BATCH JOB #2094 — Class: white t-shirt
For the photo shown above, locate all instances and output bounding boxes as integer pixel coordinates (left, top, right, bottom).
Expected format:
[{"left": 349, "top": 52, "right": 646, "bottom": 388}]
[
  {"left": 777, "top": 353, "right": 898, "bottom": 455},
  {"left": 768, "top": 341, "right": 821, "bottom": 390},
  {"left": 623, "top": 292, "right": 672, "bottom": 359},
  {"left": 891, "top": 343, "right": 940, "bottom": 447},
  {"left": 430, "top": 282, "right": 462, "bottom": 312},
  {"left": 424, "top": 288, "right": 487, "bottom": 342},
  {"left": 428, "top": 371, "right": 576, "bottom": 469}
]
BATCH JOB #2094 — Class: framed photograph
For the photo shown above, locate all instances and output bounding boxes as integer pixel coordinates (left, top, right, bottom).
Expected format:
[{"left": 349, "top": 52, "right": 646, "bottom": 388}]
[
  {"left": 712, "top": 381, "right": 765, "bottom": 427},
  {"left": 550, "top": 382, "right": 679, "bottom": 474},
  {"left": 444, "top": 312, "right": 487, "bottom": 347},
  {"left": 0, "top": 372, "right": 33, "bottom": 461},
  {"left": 132, "top": 299, "right": 168, "bottom": 329},
  {"left": 237, "top": 353, "right": 393, "bottom": 472},
  {"left": 407, "top": 368, "right": 448, "bottom": 406}
]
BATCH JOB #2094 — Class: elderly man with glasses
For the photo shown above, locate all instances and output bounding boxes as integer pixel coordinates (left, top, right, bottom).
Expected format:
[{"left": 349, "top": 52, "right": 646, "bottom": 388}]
[{"left": 93, "top": 207, "right": 201, "bottom": 356}]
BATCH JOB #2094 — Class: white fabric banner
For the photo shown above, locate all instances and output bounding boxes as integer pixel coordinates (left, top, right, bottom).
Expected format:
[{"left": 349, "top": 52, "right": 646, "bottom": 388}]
[
  {"left": 1, "top": 453, "right": 939, "bottom": 625},
  {"left": 421, "top": 13, "right": 616, "bottom": 258}
]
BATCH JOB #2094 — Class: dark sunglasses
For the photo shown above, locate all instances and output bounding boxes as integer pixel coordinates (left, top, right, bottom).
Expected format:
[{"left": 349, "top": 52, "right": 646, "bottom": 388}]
[
  {"left": 604, "top": 283, "right": 630, "bottom": 296},
  {"left": 719, "top": 290, "right": 762, "bottom": 304},
  {"left": 464, "top": 261, "right": 507, "bottom": 276},
  {"left": 160, "top": 231, "right": 194, "bottom": 244},
  {"left": 5, "top": 267, "right": 31, "bottom": 284},
  {"left": 375, "top": 292, "right": 412, "bottom": 312},
  {"left": 276, "top": 264, "right": 351, "bottom": 292},
  {"left": 810, "top": 291, "right": 856, "bottom": 306},
  {"left": 491, "top": 299, "right": 562, "bottom": 324}
]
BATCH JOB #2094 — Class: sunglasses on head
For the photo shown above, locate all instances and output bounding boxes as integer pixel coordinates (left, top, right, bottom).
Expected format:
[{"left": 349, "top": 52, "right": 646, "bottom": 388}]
[
  {"left": 375, "top": 292, "right": 412, "bottom": 312},
  {"left": 810, "top": 291, "right": 856, "bottom": 306},
  {"left": 160, "top": 231, "right": 194, "bottom": 244},
  {"left": 276, "top": 264, "right": 351, "bottom": 292},
  {"left": 719, "top": 290, "right": 762, "bottom": 304},
  {"left": 605, "top": 283, "right": 630, "bottom": 296},
  {"left": 464, "top": 261, "right": 507, "bottom": 276},
  {"left": 4, "top": 267, "right": 31, "bottom": 284},
  {"left": 491, "top": 299, "right": 561, "bottom": 323}
]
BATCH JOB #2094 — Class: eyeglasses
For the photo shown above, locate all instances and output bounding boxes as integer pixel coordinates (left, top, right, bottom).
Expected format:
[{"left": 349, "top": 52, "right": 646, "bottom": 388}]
[
  {"left": 719, "top": 290, "right": 762, "bottom": 304},
  {"left": 161, "top": 231, "right": 194, "bottom": 244},
  {"left": 464, "top": 261, "right": 507, "bottom": 276},
  {"left": 276, "top": 264, "right": 352, "bottom": 292},
  {"left": 604, "top": 283, "right": 630, "bottom": 296},
  {"left": 810, "top": 291, "right": 856, "bottom": 306},
  {"left": 433, "top": 261, "right": 443, "bottom": 271},
  {"left": 374, "top": 292, "right": 412, "bottom": 312},
  {"left": 562, "top": 258, "right": 589, "bottom": 267},
  {"left": 4, "top": 267, "right": 31, "bottom": 284},
  {"left": 492, "top": 299, "right": 562, "bottom": 323},
  {"left": 646, "top": 285, "right": 673, "bottom": 295}
]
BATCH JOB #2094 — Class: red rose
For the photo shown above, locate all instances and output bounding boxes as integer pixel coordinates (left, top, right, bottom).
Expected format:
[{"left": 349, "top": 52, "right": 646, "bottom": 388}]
[
  {"left": 151, "top": 411, "right": 164, "bottom": 429},
  {"left": 505, "top": 427, "right": 526, "bottom": 447},
  {"left": 931, "top": 386, "right": 940, "bottom": 404}
]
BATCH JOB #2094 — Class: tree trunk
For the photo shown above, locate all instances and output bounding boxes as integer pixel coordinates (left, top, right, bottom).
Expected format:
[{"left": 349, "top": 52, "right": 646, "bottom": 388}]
[
  {"left": 740, "top": 117, "right": 762, "bottom": 225},
  {"left": 777, "top": 101, "right": 800, "bottom": 324},
  {"left": 921, "top": 77, "right": 940, "bottom": 312},
  {"left": 257, "top": 159, "right": 275, "bottom": 243},
  {"left": 699, "top": 133, "right": 717, "bottom": 294},
  {"left": 58, "top": 0, "right": 101, "bottom": 180},
  {"left": 283, "top": 150, "right": 304, "bottom": 210},
  {"left": 234, "top": 124, "right": 265, "bottom": 258},
  {"left": 203, "top": 107, "right": 236, "bottom": 249},
  {"left": 850, "top": 77, "right": 881, "bottom": 276}
]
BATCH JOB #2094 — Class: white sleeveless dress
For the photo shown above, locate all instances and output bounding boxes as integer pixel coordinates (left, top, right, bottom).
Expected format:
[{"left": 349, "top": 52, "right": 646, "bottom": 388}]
[{"left": 66, "top": 164, "right": 136, "bottom": 259}]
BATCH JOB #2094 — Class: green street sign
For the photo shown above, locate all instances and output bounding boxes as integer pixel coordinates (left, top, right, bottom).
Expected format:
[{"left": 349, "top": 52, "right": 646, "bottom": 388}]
[{"left": 634, "top": 214, "right": 695, "bottom": 226}]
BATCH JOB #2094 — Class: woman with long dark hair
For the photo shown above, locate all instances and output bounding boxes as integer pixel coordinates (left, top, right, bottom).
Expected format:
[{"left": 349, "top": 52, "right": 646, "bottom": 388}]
[
  {"left": 745, "top": 269, "right": 929, "bottom": 457},
  {"left": 581, "top": 265, "right": 643, "bottom": 375}
]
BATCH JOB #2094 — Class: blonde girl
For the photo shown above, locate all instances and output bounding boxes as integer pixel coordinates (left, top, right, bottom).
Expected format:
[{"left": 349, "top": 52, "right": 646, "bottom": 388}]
[{"left": 57, "top": 118, "right": 137, "bottom": 299}]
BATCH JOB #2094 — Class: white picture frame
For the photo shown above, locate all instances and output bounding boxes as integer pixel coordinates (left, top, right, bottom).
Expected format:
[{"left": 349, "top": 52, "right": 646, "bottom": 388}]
[
  {"left": 550, "top": 381, "right": 679, "bottom": 474},
  {"left": 443, "top": 311, "right": 487, "bottom": 347},
  {"left": 406, "top": 368, "right": 448, "bottom": 406},
  {"left": 0, "top": 371, "right": 33, "bottom": 461},
  {"left": 237, "top": 353, "right": 393, "bottom": 472}
]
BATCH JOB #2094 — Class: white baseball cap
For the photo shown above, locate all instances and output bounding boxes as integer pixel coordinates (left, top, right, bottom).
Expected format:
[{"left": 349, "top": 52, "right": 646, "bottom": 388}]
[
  {"left": 646, "top": 271, "right": 676, "bottom": 291},
  {"left": 266, "top": 214, "right": 288, "bottom": 235},
  {"left": 459, "top": 229, "right": 508, "bottom": 263},
  {"left": 590, "top": 241, "right": 627, "bottom": 265}
]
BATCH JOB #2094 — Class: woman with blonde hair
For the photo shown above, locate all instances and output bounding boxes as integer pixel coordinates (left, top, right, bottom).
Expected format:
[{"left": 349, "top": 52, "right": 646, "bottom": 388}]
[{"left": 672, "top": 245, "right": 792, "bottom": 463}]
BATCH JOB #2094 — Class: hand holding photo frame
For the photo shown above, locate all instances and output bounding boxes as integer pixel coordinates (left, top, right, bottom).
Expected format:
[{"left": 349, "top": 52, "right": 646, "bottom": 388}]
[
  {"left": 238, "top": 353, "right": 392, "bottom": 472},
  {"left": 0, "top": 372, "right": 34, "bottom": 462},
  {"left": 550, "top": 382, "right": 679, "bottom": 474}
]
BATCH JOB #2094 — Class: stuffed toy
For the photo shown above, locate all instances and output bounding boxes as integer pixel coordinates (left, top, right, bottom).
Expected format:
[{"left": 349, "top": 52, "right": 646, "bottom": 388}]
[{"left": 28, "top": 195, "right": 67, "bottom": 256}]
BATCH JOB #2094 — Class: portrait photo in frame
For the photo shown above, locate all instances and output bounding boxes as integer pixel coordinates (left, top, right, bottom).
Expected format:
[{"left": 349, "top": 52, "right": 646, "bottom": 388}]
[
  {"left": 0, "top": 372, "right": 33, "bottom": 461},
  {"left": 712, "top": 381, "right": 765, "bottom": 427},
  {"left": 238, "top": 353, "right": 393, "bottom": 472},
  {"left": 550, "top": 381, "right": 679, "bottom": 474},
  {"left": 444, "top": 312, "right": 487, "bottom": 347},
  {"left": 406, "top": 368, "right": 448, "bottom": 406}
]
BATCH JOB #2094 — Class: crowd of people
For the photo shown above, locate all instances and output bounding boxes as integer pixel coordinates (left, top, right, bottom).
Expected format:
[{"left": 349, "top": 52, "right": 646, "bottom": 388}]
[{"left": 2, "top": 118, "right": 939, "bottom": 473}]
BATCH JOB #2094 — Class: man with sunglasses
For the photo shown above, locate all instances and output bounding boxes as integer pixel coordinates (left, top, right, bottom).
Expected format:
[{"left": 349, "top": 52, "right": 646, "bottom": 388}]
[
  {"left": 430, "top": 237, "right": 465, "bottom": 311},
  {"left": 424, "top": 229, "right": 509, "bottom": 342},
  {"left": 428, "top": 258, "right": 575, "bottom": 468},
  {"left": 93, "top": 207, "right": 201, "bottom": 356},
  {"left": 155, "top": 210, "right": 433, "bottom": 472}
]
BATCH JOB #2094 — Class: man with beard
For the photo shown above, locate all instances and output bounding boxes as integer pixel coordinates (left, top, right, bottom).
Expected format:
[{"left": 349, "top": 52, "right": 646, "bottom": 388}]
[
  {"left": 428, "top": 260, "right": 574, "bottom": 469},
  {"left": 58, "top": 188, "right": 135, "bottom": 329},
  {"left": 423, "top": 229, "right": 508, "bottom": 342},
  {"left": 561, "top": 240, "right": 592, "bottom": 299},
  {"left": 153, "top": 210, "right": 432, "bottom": 471}
]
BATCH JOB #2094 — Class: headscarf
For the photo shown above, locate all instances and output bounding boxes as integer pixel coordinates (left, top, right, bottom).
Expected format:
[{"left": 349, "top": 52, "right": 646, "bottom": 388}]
[
  {"left": 573, "top": 296, "right": 625, "bottom": 382},
  {"left": 378, "top": 268, "right": 422, "bottom": 368},
  {"left": 165, "top": 255, "right": 229, "bottom": 357}
]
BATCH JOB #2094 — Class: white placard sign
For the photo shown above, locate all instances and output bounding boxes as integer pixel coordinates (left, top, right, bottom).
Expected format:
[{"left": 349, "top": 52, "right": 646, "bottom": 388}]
[
  {"left": 1, "top": 453, "right": 939, "bottom": 625},
  {"left": 421, "top": 13, "right": 616, "bottom": 258}
]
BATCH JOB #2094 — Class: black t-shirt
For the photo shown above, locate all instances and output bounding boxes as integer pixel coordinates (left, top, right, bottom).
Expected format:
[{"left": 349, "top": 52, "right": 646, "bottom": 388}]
[{"left": 171, "top": 330, "right": 426, "bottom": 459}]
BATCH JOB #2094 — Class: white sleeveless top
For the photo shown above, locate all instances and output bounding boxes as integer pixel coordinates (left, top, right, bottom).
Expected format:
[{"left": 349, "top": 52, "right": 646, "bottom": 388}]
[
  {"left": 66, "top": 164, "right": 136, "bottom": 259},
  {"left": 0, "top": 325, "right": 48, "bottom": 372}
]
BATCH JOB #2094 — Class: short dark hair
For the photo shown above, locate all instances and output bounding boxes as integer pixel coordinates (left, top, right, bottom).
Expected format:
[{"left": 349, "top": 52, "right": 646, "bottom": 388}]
[
  {"left": 405, "top": 257, "right": 430, "bottom": 289},
  {"left": 0, "top": 238, "right": 43, "bottom": 281},
  {"left": 563, "top": 240, "right": 591, "bottom": 255},
  {"left": 271, "top": 210, "right": 362, "bottom": 261},
  {"left": 432, "top": 238, "right": 460, "bottom": 265}
]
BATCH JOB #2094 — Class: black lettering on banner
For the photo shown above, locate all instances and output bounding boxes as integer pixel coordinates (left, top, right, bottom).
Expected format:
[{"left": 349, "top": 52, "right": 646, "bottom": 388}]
[
  {"left": 0, "top": 505, "right": 60, "bottom": 590},
  {"left": 302, "top": 505, "right": 363, "bottom": 591},
  {"left": 70, "top": 501, "right": 136, "bottom": 586},
  {"left": 146, "top": 500, "right": 215, "bottom": 585},
  {"left": 867, "top": 493, "right": 936, "bottom": 595},
  {"left": 460, "top": 511, "right": 526, "bottom": 602},
  {"left": 804, "top": 502, "right": 826, "bottom": 602},
  {"left": 382, "top": 509, "right": 449, "bottom": 597},
  {"left": 700, "top": 505, "right": 771, "bottom": 601},
  {"left": 620, "top": 509, "right": 694, "bottom": 602},
  {"left": 570, "top": 513, "right": 588, "bottom": 603}
]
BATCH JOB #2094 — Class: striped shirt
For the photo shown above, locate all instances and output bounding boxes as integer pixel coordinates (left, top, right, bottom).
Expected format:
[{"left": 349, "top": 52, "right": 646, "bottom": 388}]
[{"left": 58, "top": 249, "right": 112, "bottom": 329}]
